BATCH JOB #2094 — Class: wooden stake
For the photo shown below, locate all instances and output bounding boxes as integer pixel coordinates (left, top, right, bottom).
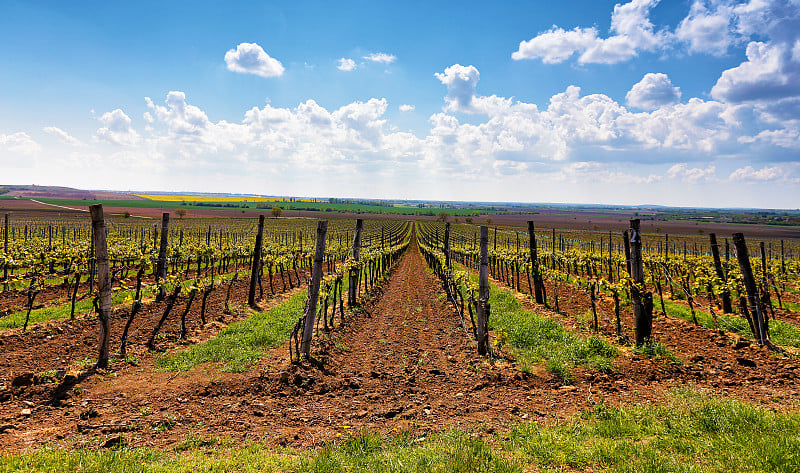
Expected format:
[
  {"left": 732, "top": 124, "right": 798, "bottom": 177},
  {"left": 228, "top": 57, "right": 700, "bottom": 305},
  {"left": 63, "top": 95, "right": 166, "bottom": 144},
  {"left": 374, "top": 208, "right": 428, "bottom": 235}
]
[
  {"left": 477, "top": 226, "right": 490, "bottom": 356},
  {"left": 733, "top": 233, "right": 767, "bottom": 346},
  {"left": 709, "top": 233, "right": 733, "bottom": 313},
  {"left": 248, "top": 215, "right": 265, "bottom": 307},
  {"left": 527, "top": 221, "right": 545, "bottom": 304},
  {"left": 155, "top": 213, "right": 170, "bottom": 302},
  {"left": 348, "top": 219, "right": 363, "bottom": 307},
  {"left": 300, "top": 220, "right": 328, "bottom": 357},
  {"left": 629, "top": 219, "right": 653, "bottom": 346},
  {"left": 89, "top": 204, "right": 111, "bottom": 369}
]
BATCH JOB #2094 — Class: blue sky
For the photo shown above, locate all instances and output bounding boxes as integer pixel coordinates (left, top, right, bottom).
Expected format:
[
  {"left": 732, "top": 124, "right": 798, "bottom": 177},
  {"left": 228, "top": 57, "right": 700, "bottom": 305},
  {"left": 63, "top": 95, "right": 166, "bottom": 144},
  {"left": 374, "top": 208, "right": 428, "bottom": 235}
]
[{"left": 1, "top": 0, "right": 799, "bottom": 207}]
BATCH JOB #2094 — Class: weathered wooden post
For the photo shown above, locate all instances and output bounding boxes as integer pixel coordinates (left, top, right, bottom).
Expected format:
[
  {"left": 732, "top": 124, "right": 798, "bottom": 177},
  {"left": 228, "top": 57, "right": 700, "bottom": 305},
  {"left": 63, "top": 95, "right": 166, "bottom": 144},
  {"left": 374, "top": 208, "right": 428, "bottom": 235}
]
[
  {"left": 477, "top": 226, "right": 490, "bottom": 355},
  {"left": 155, "top": 213, "right": 170, "bottom": 302},
  {"left": 608, "top": 231, "right": 613, "bottom": 283},
  {"left": 710, "top": 233, "right": 733, "bottom": 313},
  {"left": 89, "top": 204, "right": 111, "bottom": 369},
  {"left": 629, "top": 219, "right": 653, "bottom": 346},
  {"left": 348, "top": 219, "right": 363, "bottom": 306},
  {"left": 444, "top": 222, "right": 451, "bottom": 270},
  {"left": 733, "top": 233, "right": 767, "bottom": 346},
  {"left": 527, "top": 221, "right": 545, "bottom": 304},
  {"left": 623, "top": 230, "right": 631, "bottom": 276},
  {"left": 300, "top": 220, "right": 328, "bottom": 357},
  {"left": 3, "top": 214, "right": 7, "bottom": 291},
  {"left": 248, "top": 215, "right": 265, "bottom": 307},
  {"left": 781, "top": 240, "right": 786, "bottom": 274}
]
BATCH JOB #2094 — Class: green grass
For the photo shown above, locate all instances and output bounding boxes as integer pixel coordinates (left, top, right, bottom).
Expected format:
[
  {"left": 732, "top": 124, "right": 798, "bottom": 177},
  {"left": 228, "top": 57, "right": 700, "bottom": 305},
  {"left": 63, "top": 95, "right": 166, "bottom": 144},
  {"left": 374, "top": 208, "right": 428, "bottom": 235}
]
[
  {"left": 0, "top": 289, "right": 129, "bottom": 330},
  {"left": 487, "top": 284, "right": 618, "bottom": 383},
  {"left": 0, "top": 268, "right": 243, "bottom": 331},
  {"left": 661, "top": 298, "right": 800, "bottom": 348},
  {"left": 778, "top": 300, "right": 800, "bottom": 313},
  {"left": 156, "top": 289, "right": 308, "bottom": 372},
  {"left": 504, "top": 387, "right": 800, "bottom": 473},
  {"left": 3, "top": 389, "right": 798, "bottom": 473}
]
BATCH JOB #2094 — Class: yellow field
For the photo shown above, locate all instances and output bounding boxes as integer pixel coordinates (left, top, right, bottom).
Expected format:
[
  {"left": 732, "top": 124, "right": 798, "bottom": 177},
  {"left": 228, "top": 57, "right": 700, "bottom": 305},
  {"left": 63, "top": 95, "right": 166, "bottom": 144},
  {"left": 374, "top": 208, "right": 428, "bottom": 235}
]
[{"left": 135, "top": 194, "right": 326, "bottom": 203}]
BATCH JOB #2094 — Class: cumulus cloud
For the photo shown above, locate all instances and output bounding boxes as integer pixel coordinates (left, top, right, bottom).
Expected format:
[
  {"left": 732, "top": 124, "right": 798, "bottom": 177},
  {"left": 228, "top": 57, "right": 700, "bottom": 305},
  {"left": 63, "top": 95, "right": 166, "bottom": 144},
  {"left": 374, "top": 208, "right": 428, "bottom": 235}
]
[
  {"left": 512, "top": 0, "right": 670, "bottom": 64},
  {"left": 224, "top": 42, "right": 284, "bottom": 78},
  {"left": 626, "top": 73, "right": 682, "bottom": 110},
  {"left": 676, "top": 1, "right": 737, "bottom": 55},
  {"left": 95, "top": 109, "right": 140, "bottom": 146},
  {"left": 729, "top": 165, "right": 783, "bottom": 181},
  {"left": 435, "top": 64, "right": 480, "bottom": 112},
  {"left": 399, "top": 104, "right": 415, "bottom": 112},
  {"left": 43, "top": 126, "right": 83, "bottom": 146},
  {"left": 0, "top": 132, "right": 40, "bottom": 156},
  {"left": 711, "top": 41, "right": 800, "bottom": 103},
  {"left": 337, "top": 58, "right": 357, "bottom": 71},
  {"left": 363, "top": 52, "right": 396, "bottom": 64},
  {"left": 667, "top": 163, "right": 717, "bottom": 183}
]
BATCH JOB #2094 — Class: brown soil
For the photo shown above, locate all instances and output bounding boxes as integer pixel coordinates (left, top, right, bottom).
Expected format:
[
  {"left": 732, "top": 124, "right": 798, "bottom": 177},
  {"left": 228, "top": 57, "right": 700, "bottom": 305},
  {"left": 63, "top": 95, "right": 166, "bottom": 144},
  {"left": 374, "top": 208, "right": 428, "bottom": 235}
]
[{"left": 1, "top": 241, "right": 799, "bottom": 452}]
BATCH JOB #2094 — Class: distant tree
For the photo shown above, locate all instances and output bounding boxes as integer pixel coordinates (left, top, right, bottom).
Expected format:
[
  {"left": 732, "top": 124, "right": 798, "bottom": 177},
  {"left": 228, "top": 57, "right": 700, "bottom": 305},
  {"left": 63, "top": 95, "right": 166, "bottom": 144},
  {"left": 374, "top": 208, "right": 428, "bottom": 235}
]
[
  {"left": 437, "top": 212, "right": 449, "bottom": 222},
  {"left": 271, "top": 206, "right": 283, "bottom": 218},
  {"left": 175, "top": 208, "right": 187, "bottom": 219},
  {"left": 485, "top": 217, "right": 493, "bottom": 225},
  {"left": 453, "top": 217, "right": 460, "bottom": 223},
  {"left": 465, "top": 217, "right": 473, "bottom": 224},
  {"left": 123, "top": 211, "right": 131, "bottom": 218}
]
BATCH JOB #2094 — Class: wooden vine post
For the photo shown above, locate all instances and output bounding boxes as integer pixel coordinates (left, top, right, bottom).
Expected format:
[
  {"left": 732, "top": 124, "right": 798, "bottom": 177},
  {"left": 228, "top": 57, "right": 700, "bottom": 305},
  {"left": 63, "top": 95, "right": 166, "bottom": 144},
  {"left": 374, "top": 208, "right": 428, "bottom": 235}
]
[
  {"left": 629, "top": 219, "right": 653, "bottom": 346},
  {"left": 348, "top": 219, "right": 363, "bottom": 307},
  {"left": 444, "top": 222, "right": 451, "bottom": 270},
  {"left": 248, "top": 215, "right": 265, "bottom": 307},
  {"left": 3, "top": 213, "right": 7, "bottom": 291},
  {"left": 477, "top": 226, "right": 490, "bottom": 355},
  {"left": 527, "top": 221, "right": 545, "bottom": 304},
  {"left": 155, "top": 212, "right": 170, "bottom": 302},
  {"left": 733, "top": 233, "right": 767, "bottom": 346},
  {"left": 300, "top": 220, "right": 328, "bottom": 357},
  {"left": 89, "top": 204, "right": 111, "bottom": 369},
  {"left": 709, "top": 233, "right": 733, "bottom": 313}
]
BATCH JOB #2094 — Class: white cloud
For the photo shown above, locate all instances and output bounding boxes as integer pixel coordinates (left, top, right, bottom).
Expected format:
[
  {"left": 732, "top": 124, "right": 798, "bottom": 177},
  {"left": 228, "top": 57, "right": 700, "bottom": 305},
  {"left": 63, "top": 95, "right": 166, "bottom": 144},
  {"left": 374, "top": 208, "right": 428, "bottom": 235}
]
[
  {"left": 711, "top": 41, "right": 800, "bottom": 103},
  {"left": 435, "top": 64, "right": 492, "bottom": 113},
  {"left": 363, "top": 52, "right": 396, "bottom": 64},
  {"left": 43, "top": 126, "right": 83, "bottom": 146},
  {"left": 224, "top": 42, "right": 284, "bottom": 78},
  {"left": 512, "top": 0, "right": 670, "bottom": 64},
  {"left": 729, "top": 165, "right": 783, "bottom": 181},
  {"left": 626, "top": 73, "right": 682, "bottom": 110},
  {"left": 0, "top": 132, "right": 40, "bottom": 156},
  {"left": 667, "top": 163, "right": 717, "bottom": 183},
  {"left": 337, "top": 58, "right": 357, "bottom": 71},
  {"left": 512, "top": 26, "right": 600, "bottom": 64},
  {"left": 95, "top": 109, "right": 140, "bottom": 146},
  {"left": 399, "top": 104, "right": 415, "bottom": 112},
  {"left": 676, "top": 1, "right": 737, "bottom": 55}
]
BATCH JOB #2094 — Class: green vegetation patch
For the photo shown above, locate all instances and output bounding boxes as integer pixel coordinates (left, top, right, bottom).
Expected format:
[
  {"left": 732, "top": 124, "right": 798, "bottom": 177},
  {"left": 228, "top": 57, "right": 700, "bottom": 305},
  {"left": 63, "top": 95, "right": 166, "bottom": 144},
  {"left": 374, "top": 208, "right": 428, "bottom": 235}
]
[
  {"left": 661, "top": 298, "right": 800, "bottom": 348},
  {"left": 504, "top": 387, "right": 800, "bottom": 473},
  {"left": 156, "top": 289, "right": 307, "bottom": 372},
  {"left": 0, "top": 289, "right": 128, "bottom": 330},
  {"left": 488, "top": 285, "right": 618, "bottom": 383},
  {"left": 3, "top": 390, "right": 799, "bottom": 473}
]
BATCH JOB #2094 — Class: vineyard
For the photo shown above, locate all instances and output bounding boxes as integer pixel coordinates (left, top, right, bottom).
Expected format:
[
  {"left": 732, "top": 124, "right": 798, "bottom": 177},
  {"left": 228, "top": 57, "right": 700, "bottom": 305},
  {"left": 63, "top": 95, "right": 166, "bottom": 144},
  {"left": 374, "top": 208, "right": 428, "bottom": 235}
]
[{"left": 2, "top": 209, "right": 800, "bottom": 471}]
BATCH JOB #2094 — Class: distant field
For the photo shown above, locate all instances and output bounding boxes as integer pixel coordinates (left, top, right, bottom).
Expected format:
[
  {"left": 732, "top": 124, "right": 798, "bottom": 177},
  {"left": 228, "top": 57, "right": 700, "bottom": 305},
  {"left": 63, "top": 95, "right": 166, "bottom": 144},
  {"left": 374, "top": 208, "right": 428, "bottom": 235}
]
[{"left": 135, "top": 194, "right": 325, "bottom": 203}]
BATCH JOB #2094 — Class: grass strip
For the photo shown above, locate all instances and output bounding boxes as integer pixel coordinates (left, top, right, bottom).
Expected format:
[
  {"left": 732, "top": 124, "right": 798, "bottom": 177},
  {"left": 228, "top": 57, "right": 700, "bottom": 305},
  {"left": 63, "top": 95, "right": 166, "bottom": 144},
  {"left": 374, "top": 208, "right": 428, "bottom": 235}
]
[
  {"left": 0, "top": 269, "right": 243, "bottom": 331},
  {"left": 156, "top": 289, "right": 308, "bottom": 372},
  {"left": 3, "top": 389, "right": 798, "bottom": 473},
  {"left": 661, "top": 298, "right": 800, "bottom": 348},
  {"left": 486, "top": 283, "right": 618, "bottom": 383}
]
